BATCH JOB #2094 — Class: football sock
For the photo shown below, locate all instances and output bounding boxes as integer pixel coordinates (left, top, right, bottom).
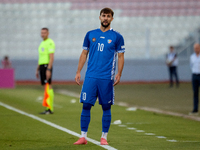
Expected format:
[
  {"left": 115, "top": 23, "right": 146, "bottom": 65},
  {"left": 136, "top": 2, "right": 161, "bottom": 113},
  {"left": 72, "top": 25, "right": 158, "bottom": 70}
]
[
  {"left": 102, "top": 109, "right": 111, "bottom": 133},
  {"left": 81, "top": 104, "right": 92, "bottom": 133},
  {"left": 81, "top": 131, "right": 87, "bottom": 138},
  {"left": 101, "top": 132, "right": 108, "bottom": 140},
  {"left": 48, "top": 89, "right": 54, "bottom": 112}
]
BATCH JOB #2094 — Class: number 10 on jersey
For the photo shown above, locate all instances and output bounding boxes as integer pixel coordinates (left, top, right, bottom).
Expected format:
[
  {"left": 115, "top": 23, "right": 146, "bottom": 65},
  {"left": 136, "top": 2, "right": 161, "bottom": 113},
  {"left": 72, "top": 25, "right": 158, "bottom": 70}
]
[{"left": 98, "top": 43, "right": 104, "bottom": 52}]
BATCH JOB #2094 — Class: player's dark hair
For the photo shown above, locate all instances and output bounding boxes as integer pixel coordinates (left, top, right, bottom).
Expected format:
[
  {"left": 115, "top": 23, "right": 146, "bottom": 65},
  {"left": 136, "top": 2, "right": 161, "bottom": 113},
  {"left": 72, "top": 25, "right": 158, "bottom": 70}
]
[
  {"left": 41, "top": 27, "right": 49, "bottom": 32},
  {"left": 170, "top": 46, "right": 174, "bottom": 49},
  {"left": 100, "top": 8, "right": 114, "bottom": 17}
]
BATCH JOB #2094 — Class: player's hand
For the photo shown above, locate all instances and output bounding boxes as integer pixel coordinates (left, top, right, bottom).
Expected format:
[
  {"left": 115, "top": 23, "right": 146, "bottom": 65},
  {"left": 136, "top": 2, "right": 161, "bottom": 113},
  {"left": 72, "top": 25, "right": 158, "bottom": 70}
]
[
  {"left": 36, "top": 70, "right": 39, "bottom": 79},
  {"left": 46, "top": 70, "right": 51, "bottom": 81},
  {"left": 75, "top": 73, "right": 81, "bottom": 85},
  {"left": 113, "top": 73, "right": 121, "bottom": 86}
]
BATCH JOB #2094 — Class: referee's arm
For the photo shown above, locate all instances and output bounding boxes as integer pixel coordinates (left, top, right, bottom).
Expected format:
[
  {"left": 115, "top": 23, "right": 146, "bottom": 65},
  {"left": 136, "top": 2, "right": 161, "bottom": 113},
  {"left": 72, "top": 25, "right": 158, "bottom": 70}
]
[
  {"left": 46, "top": 53, "right": 54, "bottom": 80},
  {"left": 36, "top": 64, "right": 40, "bottom": 79}
]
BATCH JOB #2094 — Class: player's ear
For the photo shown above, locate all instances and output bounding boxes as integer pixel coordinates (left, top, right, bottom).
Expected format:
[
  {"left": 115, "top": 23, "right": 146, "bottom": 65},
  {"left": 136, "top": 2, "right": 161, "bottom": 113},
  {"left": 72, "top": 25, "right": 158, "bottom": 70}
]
[{"left": 99, "top": 15, "right": 101, "bottom": 20}]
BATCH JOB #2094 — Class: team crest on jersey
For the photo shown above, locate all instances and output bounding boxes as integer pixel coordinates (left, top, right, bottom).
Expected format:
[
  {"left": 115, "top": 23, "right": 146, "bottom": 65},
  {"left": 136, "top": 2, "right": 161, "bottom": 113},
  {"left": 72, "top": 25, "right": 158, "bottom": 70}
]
[
  {"left": 108, "top": 39, "right": 112, "bottom": 44},
  {"left": 41, "top": 47, "right": 44, "bottom": 51},
  {"left": 92, "top": 38, "right": 96, "bottom": 42}
]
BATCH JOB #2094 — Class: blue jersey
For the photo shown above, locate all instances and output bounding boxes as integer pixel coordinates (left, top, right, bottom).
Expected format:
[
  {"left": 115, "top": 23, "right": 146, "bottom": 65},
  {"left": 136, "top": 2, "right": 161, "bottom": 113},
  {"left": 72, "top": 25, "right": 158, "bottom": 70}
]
[{"left": 83, "top": 28, "right": 125, "bottom": 80}]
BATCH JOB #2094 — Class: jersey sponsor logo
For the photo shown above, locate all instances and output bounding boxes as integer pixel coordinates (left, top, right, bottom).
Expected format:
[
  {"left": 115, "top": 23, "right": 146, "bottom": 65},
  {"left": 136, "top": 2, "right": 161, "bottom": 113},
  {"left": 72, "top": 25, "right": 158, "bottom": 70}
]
[
  {"left": 92, "top": 38, "right": 96, "bottom": 42},
  {"left": 121, "top": 45, "right": 125, "bottom": 49},
  {"left": 108, "top": 39, "right": 112, "bottom": 44},
  {"left": 100, "top": 36, "right": 105, "bottom": 39}
]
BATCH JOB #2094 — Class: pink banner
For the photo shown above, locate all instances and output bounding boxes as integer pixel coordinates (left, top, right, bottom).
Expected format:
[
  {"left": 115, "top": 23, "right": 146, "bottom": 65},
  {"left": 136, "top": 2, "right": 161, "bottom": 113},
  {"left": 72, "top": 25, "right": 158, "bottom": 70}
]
[{"left": 0, "top": 69, "right": 15, "bottom": 88}]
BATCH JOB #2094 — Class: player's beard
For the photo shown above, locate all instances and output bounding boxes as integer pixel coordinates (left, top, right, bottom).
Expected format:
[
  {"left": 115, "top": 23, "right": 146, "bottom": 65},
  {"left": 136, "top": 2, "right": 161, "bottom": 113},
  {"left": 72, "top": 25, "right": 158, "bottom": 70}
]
[{"left": 101, "top": 21, "right": 110, "bottom": 28}]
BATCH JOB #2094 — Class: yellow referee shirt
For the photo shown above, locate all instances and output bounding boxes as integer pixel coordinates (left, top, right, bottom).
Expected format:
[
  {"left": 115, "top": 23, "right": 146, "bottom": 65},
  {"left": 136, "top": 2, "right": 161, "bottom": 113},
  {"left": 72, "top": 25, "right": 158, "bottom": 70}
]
[{"left": 38, "top": 38, "right": 55, "bottom": 65}]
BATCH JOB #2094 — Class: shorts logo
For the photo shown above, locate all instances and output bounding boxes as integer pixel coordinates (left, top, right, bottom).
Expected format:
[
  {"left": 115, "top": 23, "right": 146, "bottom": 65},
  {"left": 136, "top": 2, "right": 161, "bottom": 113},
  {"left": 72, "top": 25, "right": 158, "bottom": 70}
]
[
  {"left": 82, "top": 92, "right": 86, "bottom": 100},
  {"left": 92, "top": 38, "right": 96, "bottom": 42},
  {"left": 108, "top": 39, "right": 112, "bottom": 44}
]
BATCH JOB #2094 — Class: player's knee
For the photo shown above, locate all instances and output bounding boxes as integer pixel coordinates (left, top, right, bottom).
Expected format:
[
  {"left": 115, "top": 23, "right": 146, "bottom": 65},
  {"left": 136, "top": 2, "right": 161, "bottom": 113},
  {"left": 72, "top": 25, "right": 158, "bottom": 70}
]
[
  {"left": 82, "top": 103, "right": 92, "bottom": 110},
  {"left": 102, "top": 104, "right": 111, "bottom": 111}
]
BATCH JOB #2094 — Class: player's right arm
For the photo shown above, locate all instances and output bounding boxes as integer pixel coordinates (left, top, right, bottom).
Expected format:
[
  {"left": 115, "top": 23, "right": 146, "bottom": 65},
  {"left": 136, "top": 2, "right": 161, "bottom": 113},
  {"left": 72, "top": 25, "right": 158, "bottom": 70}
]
[{"left": 75, "top": 50, "right": 89, "bottom": 85}]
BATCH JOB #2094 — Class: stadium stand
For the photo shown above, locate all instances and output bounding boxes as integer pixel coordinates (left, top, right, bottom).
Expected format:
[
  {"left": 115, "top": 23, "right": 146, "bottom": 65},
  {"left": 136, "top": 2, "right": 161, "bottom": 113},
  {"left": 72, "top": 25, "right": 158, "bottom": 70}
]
[{"left": 0, "top": 0, "right": 200, "bottom": 59}]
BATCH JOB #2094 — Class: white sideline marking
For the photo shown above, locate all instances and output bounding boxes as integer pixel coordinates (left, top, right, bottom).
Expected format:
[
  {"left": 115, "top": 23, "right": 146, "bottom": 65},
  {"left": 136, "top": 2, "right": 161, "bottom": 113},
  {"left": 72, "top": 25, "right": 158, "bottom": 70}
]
[
  {"left": 145, "top": 133, "right": 155, "bottom": 136},
  {"left": 156, "top": 136, "right": 166, "bottom": 139},
  {"left": 136, "top": 130, "right": 145, "bottom": 133},
  {"left": 167, "top": 140, "right": 177, "bottom": 142},
  {"left": 0, "top": 102, "right": 117, "bottom": 150},
  {"left": 127, "top": 127, "right": 136, "bottom": 130}
]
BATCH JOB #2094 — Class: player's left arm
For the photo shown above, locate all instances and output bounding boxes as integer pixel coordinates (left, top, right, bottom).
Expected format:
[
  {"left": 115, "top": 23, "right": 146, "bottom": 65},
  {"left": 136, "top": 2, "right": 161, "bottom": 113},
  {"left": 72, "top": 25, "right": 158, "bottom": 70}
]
[
  {"left": 46, "top": 53, "right": 54, "bottom": 80},
  {"left": 114, "top": 52, "right": 124, "bottom": 86},
  {"left": 46, "top": 41, "right": 55, "bottom": 81}
]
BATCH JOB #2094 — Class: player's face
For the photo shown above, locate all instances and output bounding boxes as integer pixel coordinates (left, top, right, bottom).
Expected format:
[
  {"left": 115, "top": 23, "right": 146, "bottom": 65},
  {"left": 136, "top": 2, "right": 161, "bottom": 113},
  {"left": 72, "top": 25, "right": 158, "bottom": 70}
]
[
  {"left": 99, "top": 13, "right": 113, "bottom": 28},
  {"left": 41, "top": 30, "right": 49, "bottom": 40}
]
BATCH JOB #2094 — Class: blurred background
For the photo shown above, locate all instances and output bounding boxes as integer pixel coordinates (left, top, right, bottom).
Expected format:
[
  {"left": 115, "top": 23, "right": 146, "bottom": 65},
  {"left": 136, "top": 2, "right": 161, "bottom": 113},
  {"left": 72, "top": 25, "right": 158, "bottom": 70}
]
[{"left": 0, "top": 0, "right": 200, "bottom": 82}]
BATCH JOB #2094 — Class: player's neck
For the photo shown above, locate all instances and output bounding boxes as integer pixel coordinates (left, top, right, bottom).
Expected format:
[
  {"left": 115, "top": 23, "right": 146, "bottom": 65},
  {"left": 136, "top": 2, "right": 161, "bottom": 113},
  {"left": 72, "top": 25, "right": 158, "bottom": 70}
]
[
  {"left": 100, "top": 26, "right": 111, "bottom": 32},
  {"left": 43, "top": 37, "right": 48, "bottom": 41}
]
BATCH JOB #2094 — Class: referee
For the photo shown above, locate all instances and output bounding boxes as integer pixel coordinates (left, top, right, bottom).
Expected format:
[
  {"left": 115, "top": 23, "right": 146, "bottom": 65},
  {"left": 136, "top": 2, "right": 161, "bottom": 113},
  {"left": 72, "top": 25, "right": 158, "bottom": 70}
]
[
  {"left": 189, "top": 43, "right": 200, "bottom": 115},
  {"left": 36, "top": 27, "right": 55, "bottom": 114}
]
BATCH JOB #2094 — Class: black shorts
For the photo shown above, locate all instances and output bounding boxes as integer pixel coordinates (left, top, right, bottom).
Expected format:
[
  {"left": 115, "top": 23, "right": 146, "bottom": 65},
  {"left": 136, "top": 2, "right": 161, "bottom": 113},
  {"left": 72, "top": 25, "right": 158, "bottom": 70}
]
[{"left": 39, "top": 64, "right": 53, "bottom": 85}]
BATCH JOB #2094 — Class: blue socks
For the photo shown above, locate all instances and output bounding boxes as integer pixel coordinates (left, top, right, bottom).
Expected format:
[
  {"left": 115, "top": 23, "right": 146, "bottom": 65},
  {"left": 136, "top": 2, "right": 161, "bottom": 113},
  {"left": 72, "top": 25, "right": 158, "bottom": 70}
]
[
  {"left": 102, "top": 109, "right": 111, "bottom": 132},
  {"left": 81, "top": 103, "right": 92, "bottom": 132},
  {"left": 80, "top": 103, "right": 111, "bottom": 136}
]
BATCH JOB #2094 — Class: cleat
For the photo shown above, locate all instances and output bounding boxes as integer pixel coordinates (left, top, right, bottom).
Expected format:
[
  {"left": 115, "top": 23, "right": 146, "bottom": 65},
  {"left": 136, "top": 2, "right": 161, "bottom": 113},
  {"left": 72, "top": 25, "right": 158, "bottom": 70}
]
[
  {"left": 74, "top": 137, "right": 87, "bottom": 145},
  {"left": 100, "top": 138, "right": 108, "bottom": 145},
  {"left": 39, "top": 109, "right": 53, "bottom": 115}
]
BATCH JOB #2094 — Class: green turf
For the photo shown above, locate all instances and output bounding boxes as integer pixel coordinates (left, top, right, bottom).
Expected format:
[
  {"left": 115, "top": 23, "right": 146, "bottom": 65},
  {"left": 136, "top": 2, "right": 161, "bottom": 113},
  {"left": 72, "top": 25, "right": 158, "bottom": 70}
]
[
  {"left": 114, "top": 83, "right": 194, "bottom": 114},
  {"left": 54, "top": 83, "right": 195, "bottom": 115},
  {"left": 0, "top": 84, "right": 200, "bottom": 150}
]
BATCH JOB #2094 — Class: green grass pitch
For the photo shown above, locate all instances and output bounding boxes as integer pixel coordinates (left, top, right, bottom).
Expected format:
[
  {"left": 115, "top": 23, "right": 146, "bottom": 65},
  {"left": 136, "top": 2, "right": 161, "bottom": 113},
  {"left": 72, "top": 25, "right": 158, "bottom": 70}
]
[{"left": 0, "top": 83, "right": 200, "bottom": 150}]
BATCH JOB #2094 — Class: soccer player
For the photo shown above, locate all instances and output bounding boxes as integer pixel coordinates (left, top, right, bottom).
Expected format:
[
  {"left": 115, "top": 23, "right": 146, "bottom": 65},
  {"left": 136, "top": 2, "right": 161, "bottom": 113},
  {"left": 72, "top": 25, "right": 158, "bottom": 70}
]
[
  {"left": 74, "top": 8, "right": 125, "bottom": 145},
  {"left": 36, "top": 27, "right": 55, "bottom": 114}
]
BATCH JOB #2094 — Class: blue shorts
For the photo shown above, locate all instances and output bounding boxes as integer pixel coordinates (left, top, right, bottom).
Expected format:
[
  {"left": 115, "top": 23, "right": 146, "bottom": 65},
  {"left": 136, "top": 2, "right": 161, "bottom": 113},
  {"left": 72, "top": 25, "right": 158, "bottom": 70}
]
[{"left": 80, "top": 77, "right": 115, "bottom": 105}]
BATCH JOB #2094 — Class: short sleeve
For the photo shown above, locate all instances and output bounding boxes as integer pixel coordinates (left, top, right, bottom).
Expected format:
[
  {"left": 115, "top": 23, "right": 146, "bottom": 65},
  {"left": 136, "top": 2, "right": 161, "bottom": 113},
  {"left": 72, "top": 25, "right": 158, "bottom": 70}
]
[
  {"left": 48, "top": 40, "right": 55, "bottom": 54},
  {"left": 116, "top": 34, "right": 125, "bottom": 53},
  {"left": 82, "top": 32, "right": 90, "bottom": 50}
]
